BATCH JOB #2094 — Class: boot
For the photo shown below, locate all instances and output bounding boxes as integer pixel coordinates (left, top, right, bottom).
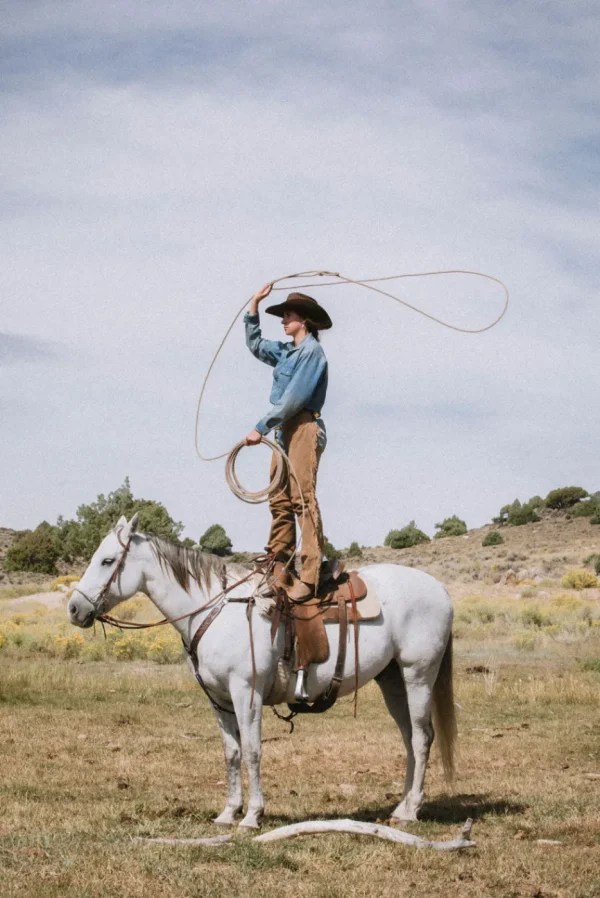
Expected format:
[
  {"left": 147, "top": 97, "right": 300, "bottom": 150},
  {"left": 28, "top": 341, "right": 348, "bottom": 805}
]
[
  {"left": 269, "top": 561, "right": 293, "bottom": 591},
  {"left": 258, "top": 560, "right": 293, "bottom": 596},
  {"left": 286, "top": 579, "right": 314, "bottom": 601}
]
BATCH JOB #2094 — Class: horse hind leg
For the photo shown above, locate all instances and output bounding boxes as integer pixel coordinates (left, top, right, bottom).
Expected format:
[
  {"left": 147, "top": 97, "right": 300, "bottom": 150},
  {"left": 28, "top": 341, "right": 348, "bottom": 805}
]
[
  {"left": 391, "top": 668, "right": 435, "bottom": 822},
  {"left": 375, "top": 661, "right": 416, "bottom": 812}
]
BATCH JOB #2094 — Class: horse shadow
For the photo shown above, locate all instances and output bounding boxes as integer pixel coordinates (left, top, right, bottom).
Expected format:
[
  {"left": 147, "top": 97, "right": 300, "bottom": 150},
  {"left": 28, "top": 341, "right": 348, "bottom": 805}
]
[{"left": 263, "top": 793, "right": 527, "bottom": 827}]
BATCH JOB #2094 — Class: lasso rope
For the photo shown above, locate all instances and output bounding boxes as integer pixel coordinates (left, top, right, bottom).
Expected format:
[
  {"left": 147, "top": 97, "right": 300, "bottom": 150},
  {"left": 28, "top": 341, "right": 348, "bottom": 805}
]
[{"left": 195, "top": 269, "right": 509, "bottom": 505}]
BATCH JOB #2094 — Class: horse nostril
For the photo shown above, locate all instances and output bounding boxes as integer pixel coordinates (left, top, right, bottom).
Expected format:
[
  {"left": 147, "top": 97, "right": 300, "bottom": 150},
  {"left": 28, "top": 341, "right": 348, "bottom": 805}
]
[{"left": 68, "top": 601, "right": 78, "bottom": 616}]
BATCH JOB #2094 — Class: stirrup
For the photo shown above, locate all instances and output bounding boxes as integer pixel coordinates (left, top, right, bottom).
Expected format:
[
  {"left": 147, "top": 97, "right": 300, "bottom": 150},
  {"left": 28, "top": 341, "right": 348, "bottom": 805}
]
[{"left": 294, "top": 668, "right": 310, "bottom": 702}]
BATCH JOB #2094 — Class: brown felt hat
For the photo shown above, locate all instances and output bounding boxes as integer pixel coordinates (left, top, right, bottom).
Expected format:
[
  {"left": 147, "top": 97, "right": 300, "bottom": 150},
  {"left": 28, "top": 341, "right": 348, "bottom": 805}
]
[{"left": 265, "top": 292, "right": 332, "bottom": 330}]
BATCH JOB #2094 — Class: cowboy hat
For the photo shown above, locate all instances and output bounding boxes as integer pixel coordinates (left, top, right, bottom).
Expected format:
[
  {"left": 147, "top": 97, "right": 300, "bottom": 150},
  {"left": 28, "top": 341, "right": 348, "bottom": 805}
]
[{"left": 265, "top": 292, "right": 332, "bottom": 330}]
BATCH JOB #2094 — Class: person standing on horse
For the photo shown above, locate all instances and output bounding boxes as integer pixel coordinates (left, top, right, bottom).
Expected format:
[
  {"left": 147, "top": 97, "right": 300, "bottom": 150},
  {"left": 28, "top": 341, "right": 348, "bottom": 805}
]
[{"left": 243, "top": 283, "right": 332, "bottom": 601}]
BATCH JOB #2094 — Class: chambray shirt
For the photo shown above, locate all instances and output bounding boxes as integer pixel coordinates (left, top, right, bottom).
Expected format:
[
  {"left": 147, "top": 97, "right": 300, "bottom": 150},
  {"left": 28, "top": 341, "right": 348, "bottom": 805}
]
[{"left": 244, "top": 311, "right": 328, "bottom": 451}]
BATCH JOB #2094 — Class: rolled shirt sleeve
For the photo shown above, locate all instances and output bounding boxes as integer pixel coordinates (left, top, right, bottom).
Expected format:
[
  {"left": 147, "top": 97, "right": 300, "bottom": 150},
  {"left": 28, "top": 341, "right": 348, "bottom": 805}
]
[{"left": 255, "top": 350, "right": 328, "bottom": 435}]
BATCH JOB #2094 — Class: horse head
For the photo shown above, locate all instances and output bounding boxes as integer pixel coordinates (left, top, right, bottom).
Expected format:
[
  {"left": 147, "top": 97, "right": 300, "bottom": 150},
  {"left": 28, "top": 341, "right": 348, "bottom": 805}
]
[{"left": 68, "top": 514, "right": 145, "bottom": 628}]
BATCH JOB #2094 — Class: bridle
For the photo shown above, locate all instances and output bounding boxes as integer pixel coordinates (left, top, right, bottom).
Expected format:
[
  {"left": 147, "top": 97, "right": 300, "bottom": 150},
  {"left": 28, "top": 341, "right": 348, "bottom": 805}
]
[{"left": 70, "top": 528, "right": 134, "bottom": 618}]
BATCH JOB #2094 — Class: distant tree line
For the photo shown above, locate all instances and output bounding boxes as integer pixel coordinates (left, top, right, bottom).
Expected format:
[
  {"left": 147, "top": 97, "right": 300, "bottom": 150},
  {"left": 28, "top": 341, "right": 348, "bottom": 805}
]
[
  {"left": 2, "top": 479, "right": 239, "bottom": 576},
  {"left": 4, "top": 480, "right": 598, "bottom": 575},
  {"left": 492, "top": 486, "right": 599, "bottom": 527}
]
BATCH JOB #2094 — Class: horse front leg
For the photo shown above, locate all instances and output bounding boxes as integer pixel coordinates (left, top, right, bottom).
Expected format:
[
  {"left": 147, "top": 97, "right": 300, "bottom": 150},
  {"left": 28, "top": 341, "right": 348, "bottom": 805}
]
[
  {"left": 212, "top": 706, "right": 244, "bottom": 826},
  {"left": 230, "top": 677, "right": 264, "bottom": 830}
]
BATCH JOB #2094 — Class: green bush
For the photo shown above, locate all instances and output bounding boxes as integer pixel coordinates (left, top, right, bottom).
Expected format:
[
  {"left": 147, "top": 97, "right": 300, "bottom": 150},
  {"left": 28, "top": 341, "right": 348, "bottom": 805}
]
[
  {"left": 591, "top": 510, "right": 600, "bottom": 526},
  {"left": 569, "top": 498, "right": 599, "bottom": 518},
  {"left": 199, "top": 524, "right": 233, "bottom": 556},
  {"left": 482, "top": 530, "right": 504, "bottom": 547},
  {"left": 323, "top": 537, "right": 342, "bottom": 561},
  {"left": 583, "top": 553, "right": 600, "bottom": 574},
  {"left": 434, "top": 515, "right": 467, "bottom": 539},
  {"left": 521, "top": 606, "right": 553, "bottom": 628},
  {"left": 509, "top": 502, "right": 541, "bottom": 526},
  {"left": 3, "top": 523, "right": 60, "bottom": 574},
  {"left": 493, "top": 493, "right": 547, "bottom": 527},
  {"left": 229, "top": 552, "right": 253, "bottom": 564},
  {"left": 528, "top": 495, "right": 545, "bottom": 510},
  {"left": 55, "top": 478, "right": 183, "bottom": 563},
  {"left": 384, "top": 521, "right": 430, "bottom": 550},
  {"left": 545, "top": 486, "right": 588, "bottom": 510},
  {"left": 346, "top": 541, "right": 363, "bottom": 558},
  {"left": 493, "top": 498, "right": 540, "bottom": 527}
]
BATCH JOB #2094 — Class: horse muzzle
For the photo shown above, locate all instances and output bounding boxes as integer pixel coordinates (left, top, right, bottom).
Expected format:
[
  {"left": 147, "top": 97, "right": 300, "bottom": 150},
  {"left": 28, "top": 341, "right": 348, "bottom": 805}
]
[{"left": 68, "top": 595, "right": 97, "bottom": 629}]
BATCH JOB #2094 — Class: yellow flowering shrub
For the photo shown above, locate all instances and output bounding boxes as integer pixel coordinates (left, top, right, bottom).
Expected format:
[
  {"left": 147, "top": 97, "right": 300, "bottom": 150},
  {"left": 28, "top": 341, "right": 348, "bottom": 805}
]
[
  {"left": 113, "top": 633, "right": 147, "bottom": 661},
  {"left": 32, "top": 606, "right": 49, "bottom": 618},
  {"left": 561, "top": 570, "right": 598, "bottom": 590},
  {"left": 147, "top": 633, "right": 183, "bottom": 664},
  {"left": 551, "top": 593, "right": 585, "bottom": 610},
  {"left": 513, "top": 631, "right": 536, "bottom": 651},
  {"left": 54, "top": 633, "right": 85, "bottom": 659},
  {"left": 114, "top": 596, "right": 147, "bottom": 622},
  {"left": 82, "top": 640, "right": 107, "bottom": 662}
]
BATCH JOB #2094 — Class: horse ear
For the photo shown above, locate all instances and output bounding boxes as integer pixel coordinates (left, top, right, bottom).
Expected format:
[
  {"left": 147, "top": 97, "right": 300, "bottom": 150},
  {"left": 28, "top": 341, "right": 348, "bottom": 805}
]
[
  {"left": 129, "top": 513, "right": 140, "bottom": 534},
  {"left": 116, "top": 515, "right": 127, "bottom": 531}
]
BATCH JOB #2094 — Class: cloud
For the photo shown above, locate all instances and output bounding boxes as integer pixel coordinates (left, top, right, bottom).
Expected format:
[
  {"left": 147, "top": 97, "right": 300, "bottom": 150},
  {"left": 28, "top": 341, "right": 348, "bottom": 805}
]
[
  {"left": 0, "top": 2, "right": 598, "bottom": 549},
  {"left": 0, "top": 333, "right": 57, "bottom": 365}
]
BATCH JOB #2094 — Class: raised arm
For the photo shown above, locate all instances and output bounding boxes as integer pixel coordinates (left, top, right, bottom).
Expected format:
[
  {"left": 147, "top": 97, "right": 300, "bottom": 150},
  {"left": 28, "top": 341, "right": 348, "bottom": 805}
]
[{"left": 244, "top": 283, "right": 285, "bottom": 367}]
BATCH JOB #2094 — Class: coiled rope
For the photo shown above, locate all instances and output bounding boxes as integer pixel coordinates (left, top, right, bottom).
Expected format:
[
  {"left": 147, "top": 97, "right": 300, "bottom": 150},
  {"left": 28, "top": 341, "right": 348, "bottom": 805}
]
[{"left": 195, "top": 269, "right": 509, "bottom": 508}]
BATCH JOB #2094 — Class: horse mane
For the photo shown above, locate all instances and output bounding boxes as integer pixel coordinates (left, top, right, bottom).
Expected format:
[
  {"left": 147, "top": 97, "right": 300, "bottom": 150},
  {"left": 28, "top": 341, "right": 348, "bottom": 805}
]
[{"left": 147, "top": 535, "right": 251, "bottom": 595}]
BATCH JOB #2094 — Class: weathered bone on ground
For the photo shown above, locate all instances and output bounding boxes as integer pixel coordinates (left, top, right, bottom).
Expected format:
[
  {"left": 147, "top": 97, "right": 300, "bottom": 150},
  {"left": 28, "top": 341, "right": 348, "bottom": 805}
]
[{"left": 135, "top": 817, "right": 475, "bottom": 851}]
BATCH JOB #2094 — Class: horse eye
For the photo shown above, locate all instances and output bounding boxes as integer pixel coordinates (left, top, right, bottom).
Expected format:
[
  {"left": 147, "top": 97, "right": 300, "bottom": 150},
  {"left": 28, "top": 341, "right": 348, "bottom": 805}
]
[{"left": 102, "top": 558, "right": 116, "bottom": 566}]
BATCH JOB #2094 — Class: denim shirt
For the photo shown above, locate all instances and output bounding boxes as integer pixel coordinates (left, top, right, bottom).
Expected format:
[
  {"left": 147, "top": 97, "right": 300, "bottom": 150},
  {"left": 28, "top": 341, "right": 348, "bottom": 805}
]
[{"left": 244, "top": 311, "right": 328, "bottom": 451}]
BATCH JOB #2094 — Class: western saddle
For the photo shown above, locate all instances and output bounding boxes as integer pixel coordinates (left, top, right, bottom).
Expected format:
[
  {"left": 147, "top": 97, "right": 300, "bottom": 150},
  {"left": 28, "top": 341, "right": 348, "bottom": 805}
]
[{"left": 264, "top": 558, "right": 370, "bottom": 713}]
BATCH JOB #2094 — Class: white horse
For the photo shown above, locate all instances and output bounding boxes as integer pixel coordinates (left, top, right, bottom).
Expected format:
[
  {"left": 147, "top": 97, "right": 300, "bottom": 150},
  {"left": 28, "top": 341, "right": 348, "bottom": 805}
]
[{"left": 68, "top": 514, "right": 456, "bottom": 830}]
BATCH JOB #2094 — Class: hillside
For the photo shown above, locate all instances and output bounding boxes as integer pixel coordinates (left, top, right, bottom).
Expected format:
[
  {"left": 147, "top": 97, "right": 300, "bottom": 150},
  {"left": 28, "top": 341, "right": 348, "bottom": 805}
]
[
  {"left": 358, "top": 512, "right": 600, "bottom": 599},
  {"left": 1, "top": 512, "right": 599, "bottom": 598}
]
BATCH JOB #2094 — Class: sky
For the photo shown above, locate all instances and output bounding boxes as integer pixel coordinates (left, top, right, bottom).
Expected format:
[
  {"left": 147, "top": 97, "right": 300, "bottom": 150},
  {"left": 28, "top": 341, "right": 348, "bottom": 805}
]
[{"left": 1, "top": 1, "right": 599, "bottom": 551}]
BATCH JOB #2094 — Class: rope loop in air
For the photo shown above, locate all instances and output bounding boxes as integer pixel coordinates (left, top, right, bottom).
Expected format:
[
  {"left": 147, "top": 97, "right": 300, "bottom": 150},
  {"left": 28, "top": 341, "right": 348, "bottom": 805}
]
[{"left": 195, "top": 268, "right": 509, "bottom": 505}]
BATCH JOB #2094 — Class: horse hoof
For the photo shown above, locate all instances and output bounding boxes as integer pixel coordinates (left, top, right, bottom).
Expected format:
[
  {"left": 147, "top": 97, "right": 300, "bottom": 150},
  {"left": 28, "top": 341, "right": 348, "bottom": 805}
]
[
  {"left": 212, "top": 810, "right": 242, "bottom": 827},
  {"left": 389, "top": 814, "right": 418, "bottom": 826},
  {"left": 237, "top": 820, "right": 262, "bottom": 833}
]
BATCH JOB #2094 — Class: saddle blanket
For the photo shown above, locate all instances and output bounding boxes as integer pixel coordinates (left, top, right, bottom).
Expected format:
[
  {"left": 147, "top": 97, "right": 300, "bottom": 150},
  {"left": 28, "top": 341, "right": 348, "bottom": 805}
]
[{"left": 322, "top": 575, "right": 380, "bottom": 622}]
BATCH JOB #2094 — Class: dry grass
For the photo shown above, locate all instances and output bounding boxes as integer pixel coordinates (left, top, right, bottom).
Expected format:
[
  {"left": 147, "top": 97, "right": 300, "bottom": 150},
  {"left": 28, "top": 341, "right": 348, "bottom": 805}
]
[
  {"left": 0, "top": 582, "right": 52, "bottom": 602},
  {"left": 1, "top": 588, "right": 600, "bottom": 898}
]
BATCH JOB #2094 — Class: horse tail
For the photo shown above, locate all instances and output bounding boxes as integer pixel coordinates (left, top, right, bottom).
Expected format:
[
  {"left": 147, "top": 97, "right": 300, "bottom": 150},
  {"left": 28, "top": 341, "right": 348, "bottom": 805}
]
[{"left": 431, "top": 631, "right": 457, "bottom": 784}]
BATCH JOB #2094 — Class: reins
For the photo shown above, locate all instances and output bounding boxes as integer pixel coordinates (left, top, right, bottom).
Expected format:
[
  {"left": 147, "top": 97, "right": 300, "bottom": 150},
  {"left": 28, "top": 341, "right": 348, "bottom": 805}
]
[{"left": 97, "top": 567, "right": 257, "bottom": 631}]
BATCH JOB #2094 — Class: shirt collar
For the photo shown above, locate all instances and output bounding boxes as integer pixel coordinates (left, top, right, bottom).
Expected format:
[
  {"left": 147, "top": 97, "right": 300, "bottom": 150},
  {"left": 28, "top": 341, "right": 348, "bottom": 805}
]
[{"left": 287, "top": 333, "right": 316, "bottom": 353}]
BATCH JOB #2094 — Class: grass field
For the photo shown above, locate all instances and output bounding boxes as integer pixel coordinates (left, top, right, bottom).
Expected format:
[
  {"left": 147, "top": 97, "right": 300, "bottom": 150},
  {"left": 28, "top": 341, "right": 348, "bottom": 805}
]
[{"left": 1, "top": 586, "right": 599, "bottom": 898}]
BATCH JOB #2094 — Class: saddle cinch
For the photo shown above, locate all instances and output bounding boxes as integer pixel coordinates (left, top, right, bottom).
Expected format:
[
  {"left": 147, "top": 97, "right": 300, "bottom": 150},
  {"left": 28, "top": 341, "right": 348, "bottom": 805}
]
[{"left": 268, "top": 561, "right": 381, "bottom": 713}]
